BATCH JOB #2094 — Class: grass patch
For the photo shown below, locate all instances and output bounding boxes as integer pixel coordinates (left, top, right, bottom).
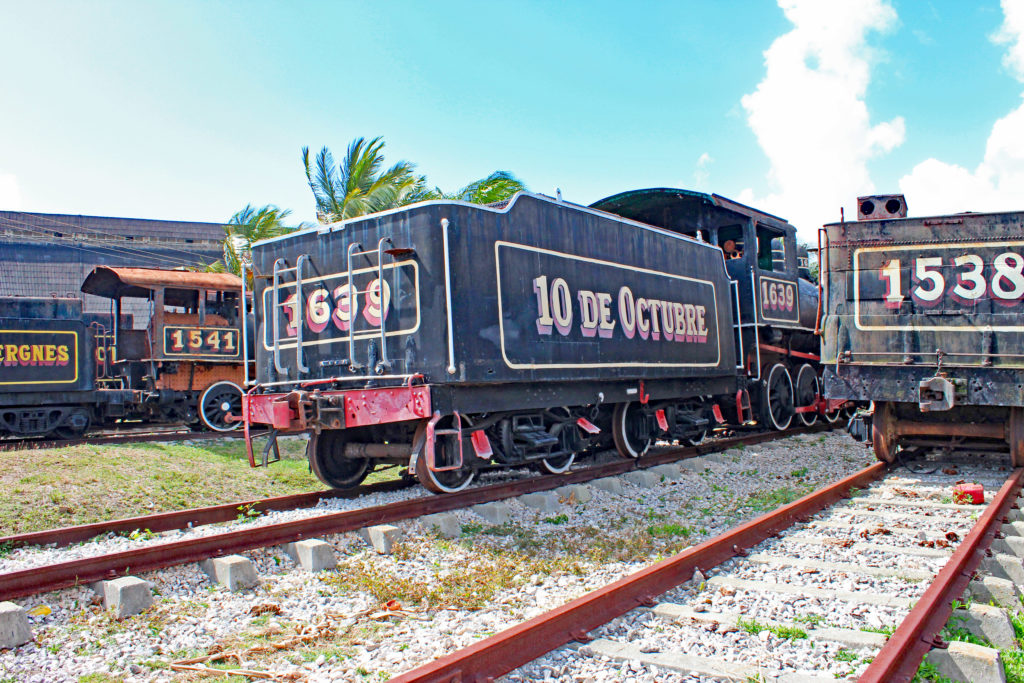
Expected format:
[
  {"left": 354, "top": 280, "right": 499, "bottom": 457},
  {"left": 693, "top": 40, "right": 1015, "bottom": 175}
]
[
  {"left": 323, "top": 550, "right": 582, "bottom": 610},
  {"left": 1004, "top": 651, "right": 1024, "bottom": 683},
  {"left": 646, "top": 523, "right": 694, "bottom": 539},
  {"left": 790, "top": 467, "right": 808, "bottom": 478},
  {"left": 736, "top": 616, "right": 806, "bottom": 640},
  {"left": 0, "top": 436, "right": 401, "bottom": 535},
  {"left": 542, "top": 514, "right": 569, "bottom": 525},
  {"left": 834, "top": 648, "right": 858, "bottom": 662},
  {"left": 745, "top": 487, "right": 800, "bottom": 512}
]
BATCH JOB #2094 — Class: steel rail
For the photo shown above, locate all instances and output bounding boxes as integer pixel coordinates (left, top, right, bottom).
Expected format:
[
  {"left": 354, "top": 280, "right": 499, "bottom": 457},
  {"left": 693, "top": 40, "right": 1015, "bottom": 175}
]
[
  {"left": 388, "top": 460, "right": 886, "bottom": 683},
  {"left": 0, "top": 479, "right": 410, "bottom": 550},
  {"left": 0, "top": 427, "right": 811, "bottom": 551},
  {"left": 0, "top": 425, "right": 831, "bottom": 601},
  {"left": 859, "top": 467, "right": 1024, "bottom": 683}
]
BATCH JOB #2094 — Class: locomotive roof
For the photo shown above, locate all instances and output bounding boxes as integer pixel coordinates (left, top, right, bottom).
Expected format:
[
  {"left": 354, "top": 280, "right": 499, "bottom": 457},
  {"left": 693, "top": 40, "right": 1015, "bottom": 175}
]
[
  {"left": 590, "top": 188, "right": 794, "bottom": 234},
  {"left": 81, "top": 266, "right": 242, "bottom": 300}
]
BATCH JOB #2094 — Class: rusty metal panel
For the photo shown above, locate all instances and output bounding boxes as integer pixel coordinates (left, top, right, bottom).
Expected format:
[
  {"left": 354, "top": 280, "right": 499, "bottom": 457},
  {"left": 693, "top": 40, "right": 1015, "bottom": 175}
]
[
  {"left": 822, "top": 208, "right": 1024, "bottom": 406},
  {"left": 343, "top": 385, "right": 431, "bottom": 427}
]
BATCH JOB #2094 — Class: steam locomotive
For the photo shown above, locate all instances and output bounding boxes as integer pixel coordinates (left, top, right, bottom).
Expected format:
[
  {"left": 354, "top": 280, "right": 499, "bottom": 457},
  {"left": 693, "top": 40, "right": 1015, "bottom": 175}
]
[
  {"left": 821, "top": 194, "right": 1024, "bottom": 466},
  {"left": 241, "top": 189, "right": 839, "bottom": 493},
  {"left": 0, "top": 267, "right": 248, "bottom": 438}
]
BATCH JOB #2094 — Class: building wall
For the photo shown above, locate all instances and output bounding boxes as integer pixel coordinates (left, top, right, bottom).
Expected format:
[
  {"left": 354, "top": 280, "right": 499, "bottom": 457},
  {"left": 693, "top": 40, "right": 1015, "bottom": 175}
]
[{"left": 0, "top": 211, "right": 225, "bottom": 327}]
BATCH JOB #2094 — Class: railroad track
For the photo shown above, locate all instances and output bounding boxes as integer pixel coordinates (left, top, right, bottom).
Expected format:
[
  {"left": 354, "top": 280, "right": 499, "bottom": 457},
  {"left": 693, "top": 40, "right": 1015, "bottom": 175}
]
[
  {"left": 0, "top": 426, "right": 249, "bottom": 452},
  {"left": 0, "top": 425, "right": 830, "bottom": 602},
  {"left": 390, "top": 458, "right": 1024, "bottom": 682}
]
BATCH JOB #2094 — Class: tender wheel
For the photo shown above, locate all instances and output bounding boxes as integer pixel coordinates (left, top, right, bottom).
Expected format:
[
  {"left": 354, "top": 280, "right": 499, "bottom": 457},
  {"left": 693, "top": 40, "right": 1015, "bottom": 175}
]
[
  {"left": 536, "top": 423, "right": 577, "bottom": 474},
  {"left": 199, "top": 381, "right": 244, "bottom": 432},
  {"left": 612, "top": 401, "right": 654, "bottom": 458},
  {"left": 414, "top": 418, "right": 476, "bottom": 494},
  {"left": 684, "top": 427, "right": 709, "bottom": 447},
  {"left": 762, "top": 363, "right": 794, "bottom": 431},
  {"left": 308, "top": 430, "right": 373, "bottom": 489},
  {"left": 53, "top": 410, "right": 91, "bottom": 440},
  {"left": 794, "top": 364, "right": 819, "bottom": 427},
  {"left": 415, "top": 452, "right": 475, "bottom": 494}
]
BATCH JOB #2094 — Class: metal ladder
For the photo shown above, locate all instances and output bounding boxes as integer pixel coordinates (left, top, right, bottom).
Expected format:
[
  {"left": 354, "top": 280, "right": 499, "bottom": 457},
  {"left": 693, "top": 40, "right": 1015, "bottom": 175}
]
[
  {"left": 345, "top": 237, "right": 398, "bottom": 375},
  {"left": 271, "top": 254, "right": 310, "bottom": 376}
]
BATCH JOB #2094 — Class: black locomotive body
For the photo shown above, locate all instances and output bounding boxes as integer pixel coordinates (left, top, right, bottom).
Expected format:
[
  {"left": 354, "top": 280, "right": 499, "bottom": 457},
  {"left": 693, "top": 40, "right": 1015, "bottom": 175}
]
[
  {"left": 821, "top": 195, "right": 1024, "bottom": 464},
  {"left": 243, "top": 190, "right": 832, "bottom": 493},
  {"left": 0, "top": 296, "right": 98, "bottom": 437},
  {"left": 0, "top": 268, "right": 248, "bottom": 439}
]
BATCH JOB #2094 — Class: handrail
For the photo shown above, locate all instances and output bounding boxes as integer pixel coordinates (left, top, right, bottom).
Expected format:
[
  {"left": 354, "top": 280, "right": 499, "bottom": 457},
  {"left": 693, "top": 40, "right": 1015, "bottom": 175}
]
[
  {"left": 347, "top": 242, "right": 363, "bottom": 372},
  {"left": 441, "top": 218, "right": 456, "bottom": 375},
  {"left": 271, "top": 258, "right": 287, "bottom": 375},
  {"left": 240, "top": 262, "right": 250, "bottom": 387},
  {"left": 295, "top": 254, "right": 309, "bottom": 373},
  {"left": 376, "top": 236, "right": 394, "bottom": 374}
]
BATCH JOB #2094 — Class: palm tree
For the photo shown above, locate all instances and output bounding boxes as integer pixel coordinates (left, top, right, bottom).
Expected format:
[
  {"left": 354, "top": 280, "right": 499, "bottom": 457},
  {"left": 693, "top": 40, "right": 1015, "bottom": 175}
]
[
  {"left": 302, "top": 137, "right": 427, "bottom": 223},
  {"left": 433, "top": 170, "right": 527, "bottom": 204},
  {"left": 211, "top": 204, "right": 298, "bottom": 279}
]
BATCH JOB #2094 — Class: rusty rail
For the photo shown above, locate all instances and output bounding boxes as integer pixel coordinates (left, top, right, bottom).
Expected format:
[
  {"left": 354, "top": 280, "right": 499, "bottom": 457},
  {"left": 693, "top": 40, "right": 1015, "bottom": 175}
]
[
  {"left": 0, "top": 425, "right": 831, "bottom": 601},
  {"left": 0, "top": 479, "right": 409, "bottom": 550},
  {"left": 388, "top": 460, "right": 886, "bottom": 683},
  {"left": 858, "top": 467, "right": 1024, "bottom": 683}
]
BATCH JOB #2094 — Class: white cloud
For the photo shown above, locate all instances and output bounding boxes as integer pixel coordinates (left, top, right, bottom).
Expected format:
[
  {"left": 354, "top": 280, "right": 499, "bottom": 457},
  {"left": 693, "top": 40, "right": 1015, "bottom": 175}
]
[
  {"left": 693, "top": 152, "right": 714, "bottom": 188},
  {"left": 0, "top": 172, "right": 20, "bottom": 209},
  {"left": 738, "top": 0, "right": 904, "bottom": 241},
  {"left": 899, "top": 0, "right": 1024, "bottom": 215},
  {"left": 995, "top": 0, "right": 1024, "bottom": 79}
]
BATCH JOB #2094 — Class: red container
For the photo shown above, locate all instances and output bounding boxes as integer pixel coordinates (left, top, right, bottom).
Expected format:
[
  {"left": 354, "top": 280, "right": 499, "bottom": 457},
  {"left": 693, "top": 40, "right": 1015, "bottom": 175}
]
[{"left": 953, "top": 483, "right": 984, "bottom": 505}]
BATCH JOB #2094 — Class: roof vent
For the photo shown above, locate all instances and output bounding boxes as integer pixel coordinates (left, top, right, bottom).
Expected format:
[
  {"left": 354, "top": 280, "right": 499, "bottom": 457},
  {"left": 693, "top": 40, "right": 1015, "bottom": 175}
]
[{"left": 857, "top": 194, "right": 907, "bottom": 220}]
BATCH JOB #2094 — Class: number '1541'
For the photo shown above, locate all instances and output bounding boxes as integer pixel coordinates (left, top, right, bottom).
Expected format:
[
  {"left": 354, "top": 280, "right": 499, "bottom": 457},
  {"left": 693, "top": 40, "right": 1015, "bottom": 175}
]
[{"left": 878, "top": 252, "right": 1024, "bottom": 308}]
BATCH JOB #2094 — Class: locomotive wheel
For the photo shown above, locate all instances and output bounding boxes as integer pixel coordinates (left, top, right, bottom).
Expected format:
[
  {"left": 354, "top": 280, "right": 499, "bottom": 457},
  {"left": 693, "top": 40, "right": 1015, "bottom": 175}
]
[
  {"left": 871, "top": 401, "right": 898, "bottom": 464},
  {"left": 308, "top": 430, "right": 373, "bottom": 489},
  {"left": 199, "top": 381, "right": 244, "bottom": 432},
  {"left": 762, "top": 363, "right": 794, "bottom": 431},
  {"left": 612, "top": 401, "right": 654, "bottom": 458},
  {"left": 794, "top": 364, "right": 819, "bottom": 427}
]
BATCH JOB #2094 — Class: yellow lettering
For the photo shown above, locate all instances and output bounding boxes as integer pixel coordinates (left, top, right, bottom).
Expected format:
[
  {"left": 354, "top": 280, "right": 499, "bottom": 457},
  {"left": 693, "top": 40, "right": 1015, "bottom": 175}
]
[{"left": 56, "top": 345, "right": 70, "bottom": 364}]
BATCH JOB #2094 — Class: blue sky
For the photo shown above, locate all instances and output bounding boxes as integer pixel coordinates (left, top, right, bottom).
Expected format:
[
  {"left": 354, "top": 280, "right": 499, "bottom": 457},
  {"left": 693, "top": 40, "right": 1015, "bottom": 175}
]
[{"left": 1, "top": 1, "right": 1022, "bottom": 241}]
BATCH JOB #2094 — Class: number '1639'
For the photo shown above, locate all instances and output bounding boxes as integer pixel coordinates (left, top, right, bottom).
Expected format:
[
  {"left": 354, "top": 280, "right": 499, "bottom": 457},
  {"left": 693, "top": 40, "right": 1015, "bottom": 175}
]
[{"left": 877, "top": 252, "right": 1024, "bottom": 308}]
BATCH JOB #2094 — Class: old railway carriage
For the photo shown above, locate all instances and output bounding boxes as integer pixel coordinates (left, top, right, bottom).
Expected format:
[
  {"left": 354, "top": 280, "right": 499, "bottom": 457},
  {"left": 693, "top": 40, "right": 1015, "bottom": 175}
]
[
  {"left": 820, "top": 195, "right": 1024, "bottom": 465},
  {"left": 243, "top": 192, "right": 738, "bottom": 493}
]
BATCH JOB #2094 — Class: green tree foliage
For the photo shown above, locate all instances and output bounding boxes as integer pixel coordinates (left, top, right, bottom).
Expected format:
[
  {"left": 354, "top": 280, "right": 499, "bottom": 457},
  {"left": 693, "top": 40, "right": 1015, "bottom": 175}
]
[
  {"left": 211, "top": 204, "right": 301, "bottom": 279},
  {"left": 302, "top": 136, "right": 428, "bottom": 223},
  {"left": 428, "top": 170, "right": 527, "bottom": 205}
]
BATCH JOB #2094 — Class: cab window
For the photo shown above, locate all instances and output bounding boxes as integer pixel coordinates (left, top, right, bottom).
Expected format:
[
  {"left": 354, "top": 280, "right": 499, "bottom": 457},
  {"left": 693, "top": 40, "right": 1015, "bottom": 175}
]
[
  {"left": 757, "top": 228, "right": 786, "bottom": 272},
  {"left": 717, "top": 225, "right": 745, "bottom": 261}
]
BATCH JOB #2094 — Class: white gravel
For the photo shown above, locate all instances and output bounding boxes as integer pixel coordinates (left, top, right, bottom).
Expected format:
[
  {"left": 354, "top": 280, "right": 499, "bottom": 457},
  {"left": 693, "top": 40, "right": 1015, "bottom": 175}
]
[{"left": 0, "top": 430, "right": 900, "bottom": 681}]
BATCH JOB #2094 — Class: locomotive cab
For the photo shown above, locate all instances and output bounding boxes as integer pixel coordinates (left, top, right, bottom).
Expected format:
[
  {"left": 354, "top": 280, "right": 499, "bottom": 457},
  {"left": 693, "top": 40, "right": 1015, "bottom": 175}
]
[
  {"left": 591, "top": 188, "right": 837, "bottom": 431},
  {"left": 81, "top": 267, "right": 248, "bottom": 431}
]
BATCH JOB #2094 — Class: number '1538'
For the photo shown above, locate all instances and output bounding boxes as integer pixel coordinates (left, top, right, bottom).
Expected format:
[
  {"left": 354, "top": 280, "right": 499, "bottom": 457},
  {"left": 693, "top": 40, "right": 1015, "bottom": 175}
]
[{"left": 878, "top": 252, "right": 1024, "bottom": 308}]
